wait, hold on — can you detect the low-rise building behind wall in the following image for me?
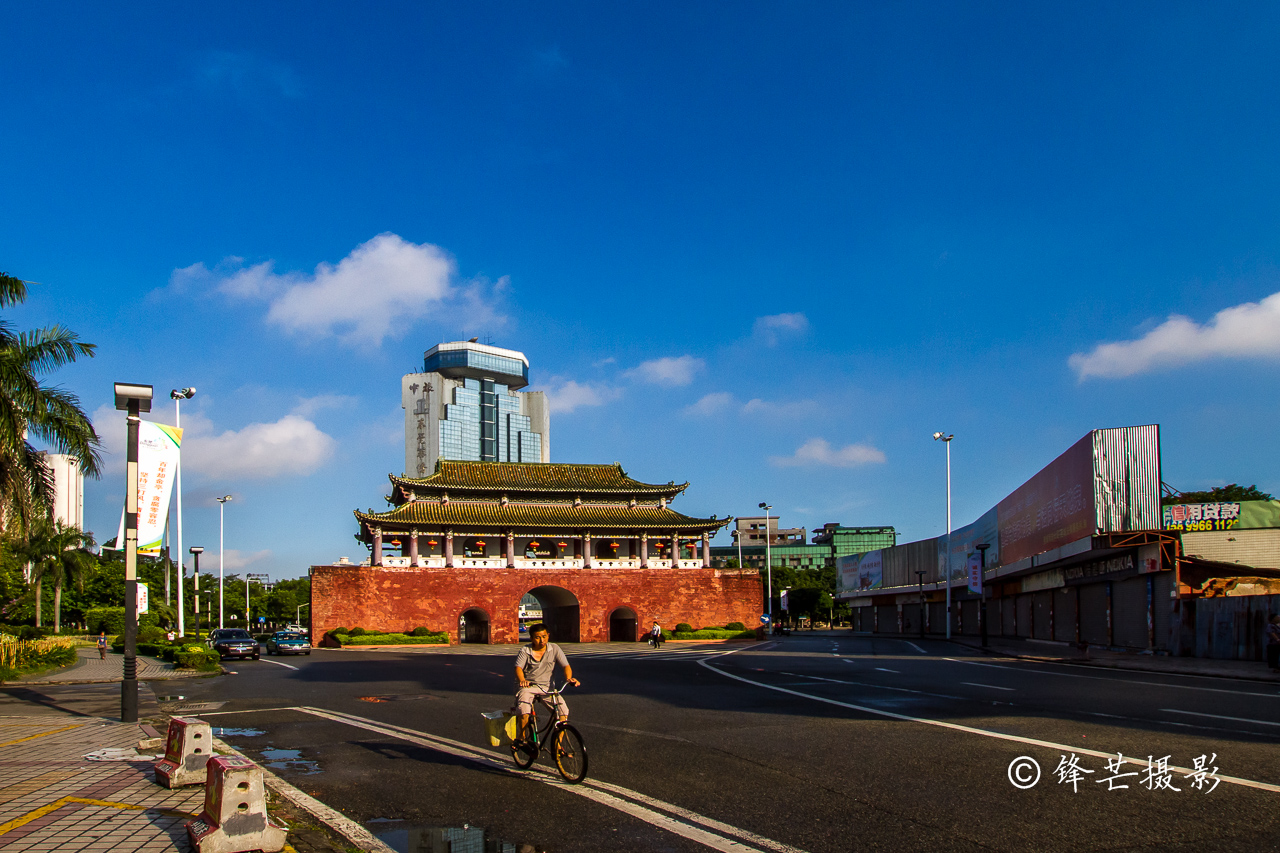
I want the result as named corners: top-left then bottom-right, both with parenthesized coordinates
top-left (712, 522), bottom-right (895, 570)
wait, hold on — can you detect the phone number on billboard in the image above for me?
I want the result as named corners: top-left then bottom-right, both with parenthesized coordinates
top-left (1164, 519), bottom-right (1239, 532)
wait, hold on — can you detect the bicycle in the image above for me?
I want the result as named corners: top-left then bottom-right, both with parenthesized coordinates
top-left (510, 682), bottom-right (588, 783)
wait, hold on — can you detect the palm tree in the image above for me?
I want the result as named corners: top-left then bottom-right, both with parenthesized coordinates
top-left (18, 520), bottom-right (96, 632)
top-left (0, 272), bottom-right (102, 538)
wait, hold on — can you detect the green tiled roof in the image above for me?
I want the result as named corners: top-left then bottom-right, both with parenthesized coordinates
top-left (390, 461), bottom-right (688, 498)
top-left (355, 500), bottom-right (726, 537)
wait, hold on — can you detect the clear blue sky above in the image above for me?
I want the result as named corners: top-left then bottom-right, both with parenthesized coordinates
top-left (5, 2), bottom-right (1279, 579)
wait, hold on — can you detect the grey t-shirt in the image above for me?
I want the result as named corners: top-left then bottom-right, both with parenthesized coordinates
top-left (515, 643), bottom-right (569, 688)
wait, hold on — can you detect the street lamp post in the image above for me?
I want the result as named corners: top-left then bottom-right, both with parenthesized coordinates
top-left (217, 495), bottom-right (232, 628)
top-left (915, 570), bottom-right (927, 638)
top-left (975, 543), bottom-right (991, 650)
top-left (734, 524), bottom-right (743, 569)
top-left (297, 602), bottom-right (309, 631)
top-left (759, 503), bottom-right (773, 629)
top-left (246, 573), bottom-right (270, 629)
top-left (933, 432), bottom-right (954, 639)
top-left (114, 382), bottom-right (153, 723)
top-left (189, 547), bottom-right (203, 639)
top-left (171, 388), bottom-right (195, 637)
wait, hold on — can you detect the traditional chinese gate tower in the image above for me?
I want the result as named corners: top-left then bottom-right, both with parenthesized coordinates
top-left (310, 461), bottom-right (760, 643)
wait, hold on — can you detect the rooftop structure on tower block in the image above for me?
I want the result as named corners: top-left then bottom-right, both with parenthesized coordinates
top-left (311, 461), bottom-right (759, 644)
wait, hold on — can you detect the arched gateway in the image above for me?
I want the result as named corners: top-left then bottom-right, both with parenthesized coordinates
top-left (310, 461), bottom-right (761, 643)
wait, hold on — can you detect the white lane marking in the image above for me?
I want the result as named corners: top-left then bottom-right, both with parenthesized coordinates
top-left (294, 706), bottom-right (806, 853)
top-left (700, 653), bottom-right (1280, 794)
top-left (1160, 709), bottom-right (1280, 728)
top-left (778, 672), bottom-right (968, 702)
top-left (961, 682), bottom-right (1015, 692)
top-left (198, 707), bottom-right (304, 716)
top-left (905, 642), bottom-right (926, 655)
top-left (255, 658), bottom-right (299, 670)
top-left (942, 657), bottom-right (1280, 698)
top-left (875, 668), bottom-right (899, 674)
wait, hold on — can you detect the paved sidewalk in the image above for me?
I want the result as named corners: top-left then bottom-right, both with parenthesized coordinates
top-left (17, 650), bottom-right (212, 686)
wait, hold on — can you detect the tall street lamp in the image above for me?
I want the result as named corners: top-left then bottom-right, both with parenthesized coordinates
top-left (189, 546), bottom-right (204, 639)
top-left (759, 502), bottom-right (773, 628)
top-left (246, 572), bottom-right (270, 628)
top-left (114, 382), bottom-right (153, 723)
top-left (217, 495), bottom-right (232, 628)
top-left (170, 387), bottom-right (195, 637)
top-left (933, 432), bottom-right (954, 640)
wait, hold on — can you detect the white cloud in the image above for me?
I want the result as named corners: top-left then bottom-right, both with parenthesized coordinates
top-left (1070, 290), bottom-right (1280, 379)
top-left (623, 355), bottom-right (704, 387)
top-left (291, 394), bottom-right (358, 418)
top-left (92, 405), bottom-right (336, 480)
top-left (741, 398), bottom-right (821, 420)
top-left (684, 392), bottom-right (735, 417)
top-left (171, 233), bottom-right (504, 347)
top-left (544, 380), bottom-right (622, 414)
top-left (770, 438), bottom-right (887, 468)
top-left (210, 548), bottom-right (274, 572)
top-left (753, 312), bottom-right (809, 346)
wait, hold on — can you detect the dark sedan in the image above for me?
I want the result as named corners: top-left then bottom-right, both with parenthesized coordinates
top-left (265, 631), bottom-right (311, 656)
top-left (208, 628), bottom-right (260, 660)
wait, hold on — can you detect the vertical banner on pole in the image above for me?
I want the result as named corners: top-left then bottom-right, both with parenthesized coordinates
top-left (114, 422), bottom-right (182, 554)
top-left (967, 551), bottom-right (983, 595)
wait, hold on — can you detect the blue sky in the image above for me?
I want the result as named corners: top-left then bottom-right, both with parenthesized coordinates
top-left (5, 3), bottom-right (1280, 579)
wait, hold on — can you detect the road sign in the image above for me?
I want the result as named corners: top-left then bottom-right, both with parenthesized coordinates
top-left (760, 614), bottom-right (770, 624)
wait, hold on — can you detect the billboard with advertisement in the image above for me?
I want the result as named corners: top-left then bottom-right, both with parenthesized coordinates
top-left (996, 432), bottom-right (1095, 566)
top-left (1162, 500), bottom-right (1280, 532)
top-left (938, 507), bottom-right (999, 582)
top-left (838, 551), bottom-right (883, 593)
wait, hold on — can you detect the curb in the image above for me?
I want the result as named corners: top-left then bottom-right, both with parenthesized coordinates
top-left (945, 638), bottom-right (1280, 684)
top-left (213, 736), bottom-right (395, 853)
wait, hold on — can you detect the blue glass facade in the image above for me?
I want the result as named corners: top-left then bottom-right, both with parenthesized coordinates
top-left (423, 348), bottom-right (529, 388)
top-left (440, 378), bottom-right (542, 463)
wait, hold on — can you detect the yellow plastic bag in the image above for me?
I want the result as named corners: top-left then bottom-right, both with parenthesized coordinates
top-left (481, 710), bottom-right (517, 747)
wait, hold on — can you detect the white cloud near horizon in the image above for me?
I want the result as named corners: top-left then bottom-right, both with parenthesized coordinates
top-left (623, 355), bottom-right (704, 386)
top-left (753, 312), bottom-right (809, 346)
top-left (770, 438), bottom-right (887, 468)
top-left (93, 405), bottom-right (337, 480)
top-left (170, 233), bottom-right (504, 347)
top-left (1070, 290), bottom-right (1280, 379)
top-left (544, 380), bottom-right (622, 414)
top-left (683, 392), bottom-right (819, 420)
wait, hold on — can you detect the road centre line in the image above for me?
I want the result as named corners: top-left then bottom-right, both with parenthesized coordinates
top-left (764, 670), bottom-right (969, 702)
top-left (875, 668), bottom-right (899, 674)
top-left (941, 657), bottom-right (1280, 698)
top-left (905, 642), bottom-right (927, 655)
top-left (1160, 709), bottom-right (1280, 727)
top-left (961, 683), bottom-right (1015, 691)
top-left (288, 706), bottom-right (808, 853)
top-left (700, 650), bottom-right (1280, 794)
top-left (255, 659), bottom-right (300, 670)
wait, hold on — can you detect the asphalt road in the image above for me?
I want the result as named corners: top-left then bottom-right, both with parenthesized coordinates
top-left (154, 635), bottom-right (1280, 853)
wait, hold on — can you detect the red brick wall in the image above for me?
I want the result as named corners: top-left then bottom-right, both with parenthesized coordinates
top-left (310, 565), bottom-right (763, 643)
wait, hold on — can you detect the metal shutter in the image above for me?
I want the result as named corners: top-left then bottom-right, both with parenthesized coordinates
top-left (1112, 576), bottom-right (1149, 650)
top-left (1016, 595), bottom-right (1034, 639)
top-left (1152, 571), bottom-right (1174, 650)
top-left (1079, 583), bottom-right (1110, 645)
top-left (1033, 591), bottom-right (1053, 640)
top-left (1001, 597), bottom-right (1016, 636)
top-left (1053, 587), bottom-right (1078, 643)
top-left (961, 600), bottom-right (979, 636)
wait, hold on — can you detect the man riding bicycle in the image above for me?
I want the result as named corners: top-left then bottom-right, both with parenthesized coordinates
top-left (514, 624), bottom-right (579, 745)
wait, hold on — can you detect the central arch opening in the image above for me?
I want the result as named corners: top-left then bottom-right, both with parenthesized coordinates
top-left (525, 585), bottom-right (580, 643)
top-left (609, 606), bottom-right (637, 642)
top-left (459, 607), bottom-right (490, 644)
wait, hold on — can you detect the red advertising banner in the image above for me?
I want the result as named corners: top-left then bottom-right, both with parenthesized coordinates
top-left (997, 432), bottom-right (1096, 565)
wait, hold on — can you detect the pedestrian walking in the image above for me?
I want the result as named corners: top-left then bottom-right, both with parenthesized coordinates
top-left (1266, 614), bottom-right (1280, 672)
top-left (97, 632), bottom-right (107, 660)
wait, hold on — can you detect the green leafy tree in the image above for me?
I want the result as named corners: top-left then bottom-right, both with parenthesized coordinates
top-left (15, 520), bottom-right (95, 631)
top-left (0, 272), bottom-right (102, 538)
top-left (1163, 483), bottom-right (1275, 506)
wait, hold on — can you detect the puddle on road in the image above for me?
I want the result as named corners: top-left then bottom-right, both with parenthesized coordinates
top-left (357, 693), bottom-right (442, 703)
top-left (256, 746), bottom-right (321, 775)
top-left (213, 727), bottom-right (265, 737)
top-left (371, 821), bottom-right (531, 853)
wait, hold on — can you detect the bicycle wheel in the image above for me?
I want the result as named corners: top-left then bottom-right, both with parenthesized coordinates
top-left (510, 715), bottom-right (539, 769)
top-left (552, 724), bottom-right (588, 783)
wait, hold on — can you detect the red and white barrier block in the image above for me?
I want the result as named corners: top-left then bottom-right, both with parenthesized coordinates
top-left (186, 755), bottom-right (287, 853)
top-left (154, 716), bottom-right (213, 788)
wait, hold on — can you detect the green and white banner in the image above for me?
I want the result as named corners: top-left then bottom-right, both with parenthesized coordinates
top-left (114, 421), bottom-right (183, 555)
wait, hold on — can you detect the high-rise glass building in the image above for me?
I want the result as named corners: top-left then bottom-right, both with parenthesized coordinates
top-left (401, 341), bottom-right (550, 476)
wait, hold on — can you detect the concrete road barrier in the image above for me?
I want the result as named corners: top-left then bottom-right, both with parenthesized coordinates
top-left (154, 716), bottom-right (214, 788)
top-left (186, 754), bottom-right (287, 853)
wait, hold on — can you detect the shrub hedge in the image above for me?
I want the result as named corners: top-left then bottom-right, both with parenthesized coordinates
top-left (671, 629), bottom-right (756, 640)
top-left (332, 631), bottom-right (447, 646)
top-left (724, 622), bottom-right (746, 631)
top-left (674, 622), bottom-right (694, 633)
